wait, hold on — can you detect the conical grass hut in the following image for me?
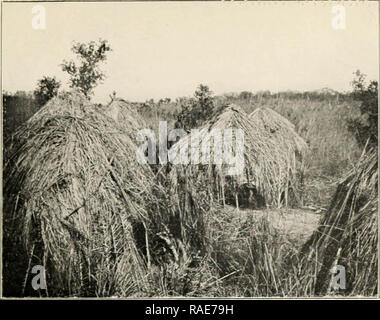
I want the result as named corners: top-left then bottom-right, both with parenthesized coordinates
top-left (168, 104), bottom-right (307, 209)
top-left (101, 98), bottom-right (146, 141)
top-left (3, 91), bottom-right (157, 297)
top-left (249, 107), bottom-right (308, 206)
top-left (3, 91), bottom-right (212, 297)
top-left (300, 147), bottom-right (378, 296)
top-left (249, 107), bottom-right (307, 156)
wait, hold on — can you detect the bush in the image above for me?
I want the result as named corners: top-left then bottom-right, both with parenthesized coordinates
top-left (34, 76), bottom-right (61, 107)
top-left (348, 70), bottom-right (378, 149)
top-left (176, 84), bottom-right (215, 130)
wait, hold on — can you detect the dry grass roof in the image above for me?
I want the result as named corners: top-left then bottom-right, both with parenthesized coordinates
top-left (4, 91), bottom-right (210, 297)
top-left (101, 98), bottom-right (146, 137)
top-left (3, 91), bottom-right (154, 296)
top-left (249, 107), bottom-right (308, 156)
top-left (168, 104), bottom-right (308, 207)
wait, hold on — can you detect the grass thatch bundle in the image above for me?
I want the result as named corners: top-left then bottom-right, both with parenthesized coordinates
top-left (168, 104), bottom-right (307, 208)
top-left (300, 147), bottom-right (378, 296)
top-left (3, 91), bottom-right (156, 296)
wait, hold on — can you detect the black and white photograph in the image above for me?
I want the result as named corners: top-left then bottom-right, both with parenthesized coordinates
top-left (1, 1), bottom-right (379, 299)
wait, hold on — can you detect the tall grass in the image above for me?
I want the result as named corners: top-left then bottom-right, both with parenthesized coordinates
top-left (3, 90), bottom-right (373, 297)
top-left (131, 92), bottom-right (362, 207)
top-left (203, 207), bottom-right (315, 297)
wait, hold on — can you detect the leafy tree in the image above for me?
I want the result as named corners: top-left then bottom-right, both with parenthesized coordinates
top-left (194, 84), bottom-right (214, 120)
top-left (61, 39), bottom-right (111, 97)
top-left (176, 84), bottom-right (215, 130)
top-left (348, 70), bottom-right (378, 149)
top-left (34, 76), bottom-right (61, 107)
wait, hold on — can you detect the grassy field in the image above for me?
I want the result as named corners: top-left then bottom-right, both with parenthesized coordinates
top-left (3, 89), bottom-right (376, 297)
top-left (118, 91), bottom-right (374, 297)
top-left (139, 92), bottom-right (362, 208)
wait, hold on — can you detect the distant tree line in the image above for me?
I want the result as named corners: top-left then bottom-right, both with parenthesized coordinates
top-left (4, 66), bottom-right (377, 153)
top-left (3, 91), bottom-right (39, 140)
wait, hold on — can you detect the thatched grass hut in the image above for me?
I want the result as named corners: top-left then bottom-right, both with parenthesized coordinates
top-left (300, 147), bottom-right (378, 296)
top-left (101, 98), bottom-right (146, 134)
top-left (3, 91), bottom-right (156, 296)
top-left (4, 91), bottom-right (212, 297)
top-left (100, 98), bottom-right (170, 170)
top-left (249, 107), bottom-right (307, 156)
top-left (168, 104), bottom-right (307, 209)
top-left (249, 107), bottom-right (308, 206)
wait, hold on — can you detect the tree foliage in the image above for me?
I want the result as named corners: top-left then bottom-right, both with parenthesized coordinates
top-left (61, 39), bottom-right (111, 97)
top-left (176, 84), bottom-right (215, 130)
top-left (348, 70), bottom-right (378, 149)
top-left (34, 76), bottom-right (61, 107)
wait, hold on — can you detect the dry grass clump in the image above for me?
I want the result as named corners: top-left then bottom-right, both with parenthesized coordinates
top-left (203, 205), bottom-right (304, 296)
top-left (3, 91), bottom-right (155, 296)
top-left (300, 147), bottom-right (378, 296)
top-left (169, 104), bottom-right (307, 208)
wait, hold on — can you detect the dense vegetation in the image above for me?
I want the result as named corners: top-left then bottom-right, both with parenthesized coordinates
top-left (3, 72), bottom-right (377, 297)
top-left (2, 83), bottom-right (372, 208)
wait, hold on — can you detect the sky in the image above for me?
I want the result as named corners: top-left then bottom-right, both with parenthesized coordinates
top-left (2, 1), bottom-right (379, 103)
